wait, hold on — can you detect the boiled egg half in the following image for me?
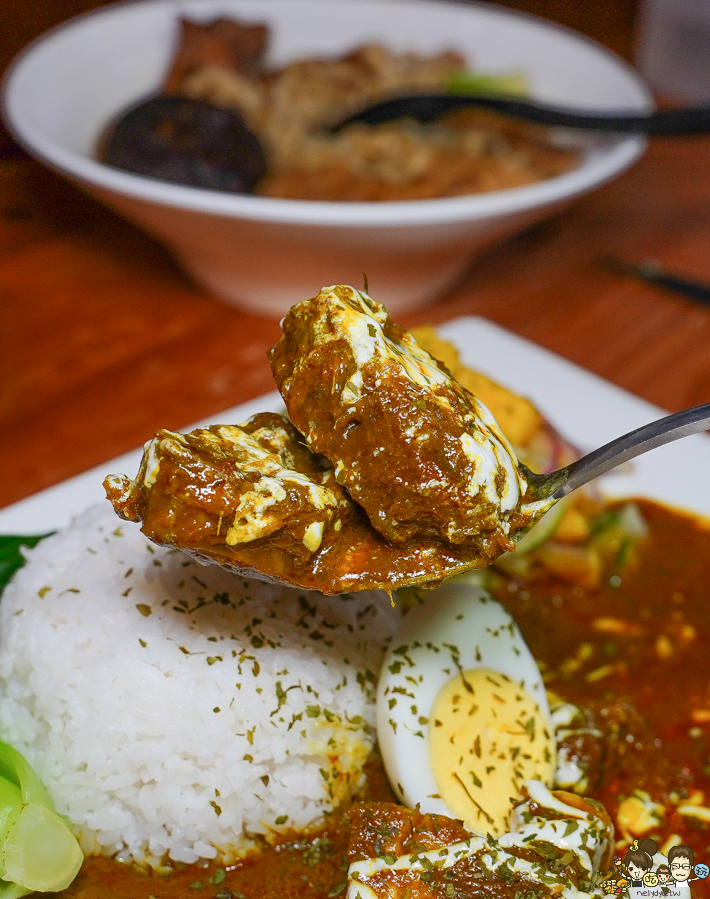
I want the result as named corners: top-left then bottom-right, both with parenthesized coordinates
top-left (377, 580), bottom-right (554, 836)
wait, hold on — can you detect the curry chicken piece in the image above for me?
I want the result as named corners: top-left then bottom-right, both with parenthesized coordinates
top-left (104, 412), bottom-right (501, 594)
top-left (105, 412), bottom-right (350, 564)
top-left (105, 288), bottom-right (558, 592)
top-left (270, 285), bottom-right (539, 557)
top-left (347, 785), bottom-right (613, 899)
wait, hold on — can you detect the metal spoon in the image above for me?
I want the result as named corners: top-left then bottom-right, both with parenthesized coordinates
top-left (332, 95), bottom-right (710, 134)
top-left (521, 400), bottom-right (710, 504)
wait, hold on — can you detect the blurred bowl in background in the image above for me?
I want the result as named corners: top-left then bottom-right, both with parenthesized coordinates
top-left (2, 0), bottom-right (651, 316)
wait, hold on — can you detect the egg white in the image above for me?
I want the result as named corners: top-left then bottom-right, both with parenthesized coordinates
top-left (376, 580), bottom-right (550, 820)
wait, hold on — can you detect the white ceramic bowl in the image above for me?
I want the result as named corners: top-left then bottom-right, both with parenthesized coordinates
top-left (2, 0), bottom-right (650, 315)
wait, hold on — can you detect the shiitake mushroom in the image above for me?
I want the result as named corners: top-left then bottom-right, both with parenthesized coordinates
top-left (102, 95), bottom-right (267, 193)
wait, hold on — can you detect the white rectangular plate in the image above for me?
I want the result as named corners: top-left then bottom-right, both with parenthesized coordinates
top-left (2, 315), bottom-right (709, 535)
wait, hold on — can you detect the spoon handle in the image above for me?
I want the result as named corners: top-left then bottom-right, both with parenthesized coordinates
top-left (524, 401), bottom-right (710, 501)
top-left (335, 95), bottom-right (710, 134)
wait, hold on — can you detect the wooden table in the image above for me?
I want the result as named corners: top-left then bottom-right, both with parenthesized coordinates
top-left (2, 1), bottom-right (710, 514)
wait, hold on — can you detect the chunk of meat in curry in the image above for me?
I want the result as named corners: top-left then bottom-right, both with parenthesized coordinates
top-left (104, 412), bottom-right (506, 593)
top-left (269, 285), bottom-right (540, 555)
top-left (346, 784), bottom-right (613, 899)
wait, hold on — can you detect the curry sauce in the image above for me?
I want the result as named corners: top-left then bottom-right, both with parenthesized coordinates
top-left (61, 498), bottom-right (710, 899)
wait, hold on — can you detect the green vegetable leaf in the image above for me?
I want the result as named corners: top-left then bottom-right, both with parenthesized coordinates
top-left (3, 802), bottom-right (82, 892)
top-left (446, 70), bottom-right (528, 98)
top-left (0, 741), bottom-right (83, 894)
top-left (0, 535), bottom-right (53, 597)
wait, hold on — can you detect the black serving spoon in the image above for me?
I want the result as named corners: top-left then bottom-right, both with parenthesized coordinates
top-left (332, 94), bottom-right (710, 135)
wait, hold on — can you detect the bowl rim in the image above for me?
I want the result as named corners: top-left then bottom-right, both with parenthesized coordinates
top-left (1, 0), bottom-right (652, 229)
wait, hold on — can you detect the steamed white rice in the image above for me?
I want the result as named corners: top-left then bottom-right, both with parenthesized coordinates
top-left (0, 504), bottom-right (402, 869)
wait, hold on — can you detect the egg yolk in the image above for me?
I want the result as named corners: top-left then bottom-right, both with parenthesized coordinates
top-left (428, 667), bottom-right (555, 835)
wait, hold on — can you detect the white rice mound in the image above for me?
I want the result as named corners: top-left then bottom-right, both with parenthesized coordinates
top-left (0, 504), bottom-right (402, 869)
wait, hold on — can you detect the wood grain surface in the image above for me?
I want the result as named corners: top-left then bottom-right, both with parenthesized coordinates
top-left (2, 0), bottom-right (710, 513)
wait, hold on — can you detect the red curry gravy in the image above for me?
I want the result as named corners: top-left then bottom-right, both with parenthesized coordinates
top-left (61, 499), bottom-right (710, 899)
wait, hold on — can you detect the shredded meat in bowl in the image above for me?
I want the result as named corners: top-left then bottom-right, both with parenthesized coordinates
top-left (146, 18), bottom-right (580, 201)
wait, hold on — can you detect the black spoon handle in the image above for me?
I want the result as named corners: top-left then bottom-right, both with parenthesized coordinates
top-left (333, 94), bottom-right (710, 134)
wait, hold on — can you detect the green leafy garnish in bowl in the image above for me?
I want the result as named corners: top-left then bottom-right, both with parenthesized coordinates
top-left (446, 70), bottom-right (528, 98)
